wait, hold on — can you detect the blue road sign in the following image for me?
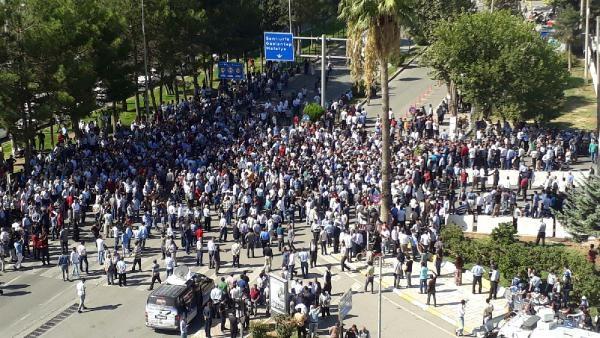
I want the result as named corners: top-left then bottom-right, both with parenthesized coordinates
top-left (264, 32), bottom-right (295, 62)
top-left (218, 62), bottom-right (244, 80)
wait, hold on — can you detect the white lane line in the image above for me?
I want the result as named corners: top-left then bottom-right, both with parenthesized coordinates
top-left (383, 296), bottom-right (456, 337)
top-left (4, 275), bottom-right (22, 286)
top-left (40, 285), bottom-right (73, 306)
top-left (18, 313), bottom-right (31, 321)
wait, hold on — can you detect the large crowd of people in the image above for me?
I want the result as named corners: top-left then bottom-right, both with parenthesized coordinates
top-left (0, 59), bottom-right (598, 337)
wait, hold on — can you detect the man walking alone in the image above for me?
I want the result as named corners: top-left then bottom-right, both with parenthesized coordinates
top-left (148, 259), bottom-right (162, 290)
top-left (77, 278), bottom-right (87, 313)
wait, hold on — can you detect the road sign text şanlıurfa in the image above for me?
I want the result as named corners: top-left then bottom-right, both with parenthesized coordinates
top-left (264, 32), bottom-right (295, 62)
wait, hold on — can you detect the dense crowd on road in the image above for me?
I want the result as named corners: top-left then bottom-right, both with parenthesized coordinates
top-left (0, 59), bottom-right (598, 336)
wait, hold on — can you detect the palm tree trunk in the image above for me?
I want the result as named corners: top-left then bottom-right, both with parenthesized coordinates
top-left (379, 59), bottom-right (392, 225)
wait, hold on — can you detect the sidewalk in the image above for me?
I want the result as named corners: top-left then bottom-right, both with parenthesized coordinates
top-left (321, 251), bottom-right (507, 335)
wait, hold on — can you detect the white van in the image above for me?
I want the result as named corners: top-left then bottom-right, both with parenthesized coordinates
top-left (145, 268), bottom-right (213, 332)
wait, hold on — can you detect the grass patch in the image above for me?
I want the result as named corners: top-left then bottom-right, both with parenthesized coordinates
top-left (549, 64), bottom-right (597, 130)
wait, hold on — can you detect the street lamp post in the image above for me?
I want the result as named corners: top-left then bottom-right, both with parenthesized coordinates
top-left (141, 0), bottom-right (151, 117)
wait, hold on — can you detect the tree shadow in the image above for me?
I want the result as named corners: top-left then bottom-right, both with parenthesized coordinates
top-left (562, 94), bottom-right (594, 112)
top-left (565, 75), bottom-right (585, 89)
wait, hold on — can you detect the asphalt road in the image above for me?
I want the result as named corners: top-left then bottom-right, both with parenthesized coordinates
top-left (363, 60), bottom-right (448, 123)
top-left (0, 61), bottom-right (457, 338)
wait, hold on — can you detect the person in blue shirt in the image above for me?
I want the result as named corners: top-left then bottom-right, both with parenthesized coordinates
top-left (419, 261), bottom-right (428, 294)
top-left (259, 230), bottom-right (270, 249)
top-left (138, 224), bottom-right (148, 249)
top-left (122, 228), bottom-right (131, 256)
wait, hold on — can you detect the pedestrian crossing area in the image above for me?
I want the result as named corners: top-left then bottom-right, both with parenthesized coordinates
top-left (19, 250), bottom-right (270, 294)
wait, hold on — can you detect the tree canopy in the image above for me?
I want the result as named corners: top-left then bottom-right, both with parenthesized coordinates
top-left (408, 0), bottom-right (474, 45)
top-left (0, 0), bottom-right (341, 162)
top-left (557, 175), bottom-right (600, 242)
top-left (424, 11), bottom-right (568, 122)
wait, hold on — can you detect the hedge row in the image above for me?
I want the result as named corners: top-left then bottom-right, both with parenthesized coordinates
top-left (441, 223), bottom-right (600, 306)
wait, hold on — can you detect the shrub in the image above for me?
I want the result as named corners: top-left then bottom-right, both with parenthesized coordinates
top-left (249, 320), bottom-right (271, 338)
top-left (303, 103), bottom-right (325, 122)
top-left (491, 222), bottom-right (518, 245)
top-left (441, 224), bottom-right (600, 306)
top-left (274, 314), bottom-right (296, 338)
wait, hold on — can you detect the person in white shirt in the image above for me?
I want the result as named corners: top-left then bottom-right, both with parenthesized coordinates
top-left (165, 255), bottom-right (175, 277)
top-left (96, 236), bottom-right (105, 265)
top-left (231, 241), bottom-right (241, 268)
top-left (288, 250), bottom-right (297, 278)
top-left (489, 266), bottom-right (500, 300)
top-left (77, 241), bottom-right (89, 274)
top-left (456, 299), bottom-right (466, 336)
top-left (76, 278), bottom-right (87, 313)
top-left (116, 258), bottom-right (127, 287)
top-left (207, 239), bottom-right (216, 269)
top-left (70, 247), bottom-right (80, 279)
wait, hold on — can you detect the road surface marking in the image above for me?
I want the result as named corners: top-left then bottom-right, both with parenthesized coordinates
top-left (4, 275), bottom-right (22, 285)
top-left (383, 296), bottom-right (456, 337)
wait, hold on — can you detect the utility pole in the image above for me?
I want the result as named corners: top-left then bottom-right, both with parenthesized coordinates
top-left (141, 0), bottom-right (151, 116)
top-left (378, 256), bottom-right (382, 338)
top-left (288, 0), bottom-right (292, 33)
top-left (584, 0), bottom-right (590, 81)
top-left (321, 34), bottom-right (326, 108)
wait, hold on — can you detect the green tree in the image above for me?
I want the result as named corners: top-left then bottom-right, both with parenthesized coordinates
top-left (424, 11), bottom-right (568, 122)
top-left (44, 0), bottom-right (106, 135)
top-left (553, 7), bottom-right (580, 71)
top-left (408, 0), bottom-right (474, 45)
top-left (0, 0), bottom-right (63, 166)
top-left (95, 0), bottom-right (137, 129)
top-left (483, 0), bottom-right (520, 13)
top-left (557, 175), bottom-right (600, 242)
top-left (339, 0), bottom-right (413, 224)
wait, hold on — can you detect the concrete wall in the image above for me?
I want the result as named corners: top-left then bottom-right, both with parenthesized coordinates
top-left (447, 215), bottom-right (572, 239)
top-left (464, 169), bottom-right (589, 188)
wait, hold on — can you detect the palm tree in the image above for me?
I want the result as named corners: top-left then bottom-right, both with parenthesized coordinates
top-left (553, 7), bottom-right (580, 72)
top-left (339, 0), bottom-right (413, 224)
